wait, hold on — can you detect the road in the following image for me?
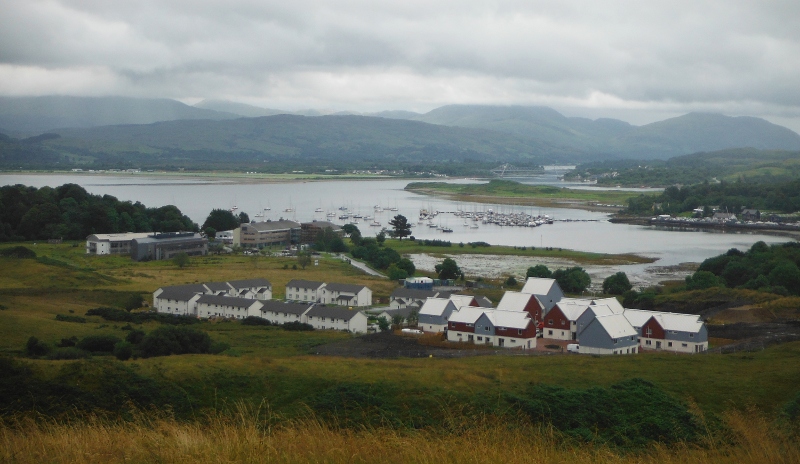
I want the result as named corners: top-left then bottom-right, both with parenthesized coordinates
top-left (338, 254), bottom-right (386, 277)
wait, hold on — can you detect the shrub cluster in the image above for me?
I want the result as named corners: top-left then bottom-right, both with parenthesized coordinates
top-left (241, 316), bottom-right (272, 326)
top-left (137, 326), bottom-right (213, 358)
top-left (0, 246), bottom-right (36, 258)
top-left (508, 378), bottom-right (698, 447)
top-left (86, 307), bottom-right (200, 325)
top-left (282, 321), bottom-right (314, 331)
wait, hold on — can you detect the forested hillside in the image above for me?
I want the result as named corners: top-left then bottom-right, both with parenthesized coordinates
top-left (568, 148), bottom-right (800, 187)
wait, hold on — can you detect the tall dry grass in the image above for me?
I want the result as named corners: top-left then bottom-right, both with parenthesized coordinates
top-left (1, 406), bottom-right (797, 464)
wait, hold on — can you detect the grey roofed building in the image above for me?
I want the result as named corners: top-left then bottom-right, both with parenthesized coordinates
top-left (235, 220), bottom-right (301, 247)
top-left (204, 282), bottom-right (231, 293)
top-left (130, 232), bottom-right (208, 261)
top-left (228, 278), bottom-right (272, 289)
top-left (305, 305), bottom-right (363, 321)
top-left (196, 294), bottom-right (259, 308)
top-left (286, 279), bottom-right (326, 290)
top-left (323, 283), bottom-right (368, 293)
top-left (475, 296), bottom-right (493, 308)
top-left (258, 300), bottom-right (314, 316)
top-left (390, 288), bottom-right (443, 300)
top-left (376, 306), bottom-right (417, 320)
top-left (156, 286), bottom-right (205, 302)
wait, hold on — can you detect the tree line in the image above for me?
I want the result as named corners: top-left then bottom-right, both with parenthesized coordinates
top-left (626, 179), bottom-right (800, 215)
top-left (0, 183), bottom-right (198, 242)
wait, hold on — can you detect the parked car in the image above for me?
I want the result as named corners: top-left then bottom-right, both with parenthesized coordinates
top-left (567, 343), bottom-right (580, 353)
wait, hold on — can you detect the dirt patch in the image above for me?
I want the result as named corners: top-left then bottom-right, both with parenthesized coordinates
top-left (706, 321), bottom-right (800, 353)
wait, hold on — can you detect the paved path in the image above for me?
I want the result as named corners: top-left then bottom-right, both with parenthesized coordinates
top-left (338, 254), bottom-right (386, 277)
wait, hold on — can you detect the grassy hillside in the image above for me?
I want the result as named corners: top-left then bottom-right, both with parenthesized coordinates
top-left (568, 147), bottom-right (800, 187)
top-left (2, 241), bottom-right (800, 460)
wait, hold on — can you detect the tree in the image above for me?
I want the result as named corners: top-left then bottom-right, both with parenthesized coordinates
top-left (387, 264), bottom-right (408, 280)
top-left (137, 326), bottom-right (212, 358)
top-left (377, 316), bottom-right (391, 332)
top-left (407, 310), bottom-right (419, 326)
top-left (376, 230), bottom-right (386, 245)
top-left (768, 261), bottom-right (800, 295)
top-left (526, 265), bottom-right (552, 279)
top-left (391, 314), bottom-right (405, 327)
top-left (124, 293), bottom-right (145, 311)
top-left (603, 272), bottom-right (632, 295)
top-left (113, 341), bottom-right (133, 361)
top-left (204, 226), bottom-right (217, 240)
top-left (397, 258), bottom-right (415, 276)
top-left (553, 267), bottom-right (591, 293)
top-left (685, 271), bottom-right (724, 290)
top-left (237, 211), bottom-right (250, 224)
top-left (202, 209), bottom-right (240, 232)
top-left (388, 214), bottom-right (412, 240)
top-left (505, 276), bottom-right (518, 286)
top-left (435, 257), bottom-right (462, 280)
top-left (173, 252), bottom-right (190, 268)
top-left (297, 252), bottom-right (312, 270)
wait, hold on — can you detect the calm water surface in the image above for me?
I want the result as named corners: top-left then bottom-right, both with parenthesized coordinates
top-left (1, 173), bottom-right (790, 270)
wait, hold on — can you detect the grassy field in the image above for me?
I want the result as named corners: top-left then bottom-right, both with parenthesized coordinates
top-left (387, 239), bottom-right (655, 265)
top-left (2, 241), bottom-right (800, 460)
top-left (405, 179), bottom-right (654, 209)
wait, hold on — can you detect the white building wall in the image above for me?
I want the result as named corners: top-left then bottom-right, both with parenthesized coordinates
top-left (580, 346), bottom-right (638, 355)
top-left (542, 327), bottom-right (572, 341)
top-left (421, 322), bottom-right (447, 333)
top-left (640, 338), bottom-right (708, 353)
top-left (286, 286), bottom-right (321, 303)
top-left (154, 297), bottom-right (199, 316)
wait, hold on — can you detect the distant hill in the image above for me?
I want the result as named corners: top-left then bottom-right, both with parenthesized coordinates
top-left (37, 114), bottom-right (574, 168)
top-left (0, 96), bottom-right (238, 133)
top-left (606, 113), bottom-right (800, 158)
top-left (193, 99), bottom-right (289, 118)
top-left (412, 105), bottom-right (800, 159)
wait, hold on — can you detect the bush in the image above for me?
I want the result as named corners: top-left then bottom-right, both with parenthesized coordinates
top-left (603, 272), bottom-right (632, 295)
top-left (57, 336), bottom-right (78, 348)
top-left (76, 335), bottom-right (122, 353)
top-left (25, 336), bottom-right (50, 357)
top-left (137, 326), bottom-right (212, 358)
top-left (468, 241), bottom-right (491, 248)
top-left (46, 347), bottom-right (91, 360)
top-left (282, 321), bottom-right (314, 331)
top-left (0, 246), bottom-right (36, 259)
top-left (55, 314), bottom-right (87, 323)
top-left (113, 341), bottom-right (133, 361)
top-left (553, 267), bottom-right (591, 293)
top-left (526, 265), bottom-right (552, 279)
top-left (508, 378), bottom-right (697, 447)
top-left (210, 341), bottom-right (231, 354)
top-left (505, 276), bottom-right (518, 286)
top-left (241, 316), bottom-right (272, 326)
top-left (125, 329), bottom-right (146, 344)
top-left (86, 307), bottom-right (200, 325)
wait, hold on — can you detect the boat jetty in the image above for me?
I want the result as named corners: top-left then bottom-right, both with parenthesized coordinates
top-left (419, 208), bottom-right (556, 228)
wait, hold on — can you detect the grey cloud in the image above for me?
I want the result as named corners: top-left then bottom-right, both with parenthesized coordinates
top-left (1, 0), bottom-right (799, 130)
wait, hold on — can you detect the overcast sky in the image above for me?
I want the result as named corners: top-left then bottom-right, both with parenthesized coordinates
top-left (1, 0), bottom-right (799, 130)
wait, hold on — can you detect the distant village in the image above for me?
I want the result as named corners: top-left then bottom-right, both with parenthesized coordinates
top-left (151, 275), bottom-right (707, 356)
top-left (86, 222), bottom-right (707, 355)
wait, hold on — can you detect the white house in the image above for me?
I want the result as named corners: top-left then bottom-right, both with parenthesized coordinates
top-left (256, 301), bottom-right (314, 325)
top-left (542, 299), bottom-right (593, 341)
top-left (285, 279), bottom-right (326, 303)
top-left (496, 291), bottom-right (545, 326)
top-left (196, 294), bottom-right (264, 319)
top-left (417, 298), bottom-right (458, 333)
top-left (304, 306), bottom-right (368, 333)
top-left (486, 310), bottom-right (537, 349)
top-left (320, 283), bottom-right (372, 307)
top-left (629, 310), bottom-right (708, 353)
top-left (389, 288), bottom-right (450, 309)
top-left (153, 284), bottom-right (207, 316)
top-left (228, 278), bottom-right (272, 300)
top-left (520, 277), bottom-right (565, 314)
top-left (446, 306), bottom-right (487, 343)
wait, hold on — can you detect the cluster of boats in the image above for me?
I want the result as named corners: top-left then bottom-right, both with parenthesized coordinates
top-left (418, 208), bottom-right (554, 231)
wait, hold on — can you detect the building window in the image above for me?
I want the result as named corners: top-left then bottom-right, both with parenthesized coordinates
top-left (646, 327), bottom-right (652, 336)
top-left (646, 340), bottom-right (651, 345)
top-left (668, 342), bottom-right (673, 347)
top-left (518, 329), bottom-right (523, 335)
top-left (548, 330), bottom-right (553, 335)
top-left (690, 333), bottom-right (694, 338)
top-left (682, 343), bottom-right (688, 347)
top-left (548, 319), bottom-right (553, 325)
top-left (477, 336), bottom-right (483, 341)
